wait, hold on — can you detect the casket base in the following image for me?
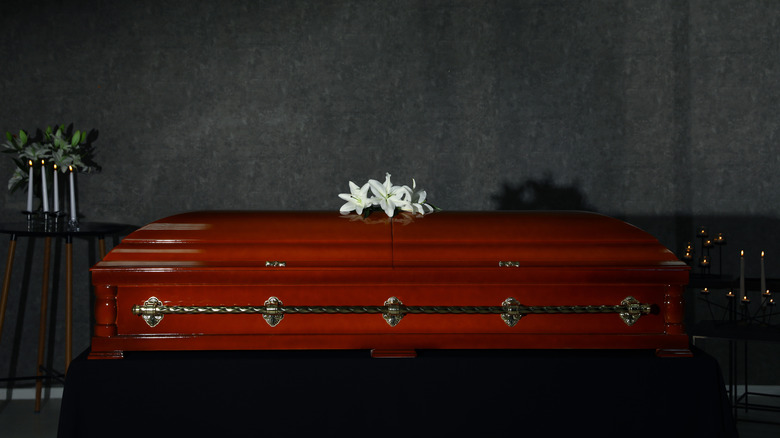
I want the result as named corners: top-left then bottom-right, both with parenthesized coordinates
top-left (88, 332), bottom-right (691, 359)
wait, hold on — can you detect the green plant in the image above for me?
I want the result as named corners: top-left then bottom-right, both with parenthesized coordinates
top-left (3, 124), bottom-right (99, 193)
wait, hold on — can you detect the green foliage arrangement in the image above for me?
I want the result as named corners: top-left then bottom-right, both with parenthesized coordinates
top-left (2, 124), bottom-right (99, 193)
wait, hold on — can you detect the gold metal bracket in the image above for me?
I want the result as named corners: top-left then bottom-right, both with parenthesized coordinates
top-left (265, 261), bottom-right (286, 267)
top-left (382, 296), bottom-right (405, 327)
top-left (498, 261), bottom-right (520, 267)
top-left (500, 297), bottom-right (523, 327)
top-left (263, 296), bottom-right (284, 327)
top-left (618, 296), bottom-right (650, 326)
top-left (133, 296), bottom-right (165, 328)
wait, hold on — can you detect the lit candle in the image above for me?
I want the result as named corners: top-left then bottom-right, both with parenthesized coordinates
top-left (52, 164), bottom-right (59, 212)
top-left (701, 287), bottom-right (710, 295)
top-left (40, 160), bottom-right (49, 213)
top-left (68, 165), bottom-right (77, 223)
top-left (26, 160), bottom-right (33, 212)
top-left (697, 226), bottom-right (708, 238)
top-left (742, 295), bottom-right (750, 304)
top-left (739, 250), bottom-right (745, 298)
top-left (726, 290), bottom-right (735, 298)
top-left (699, 255), bottom-right (710, 268)
top-left (760, 251), bottom-right (766, 298)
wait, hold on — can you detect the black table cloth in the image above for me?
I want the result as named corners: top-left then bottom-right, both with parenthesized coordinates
top-left (58, 346), bottom-right (736, 437)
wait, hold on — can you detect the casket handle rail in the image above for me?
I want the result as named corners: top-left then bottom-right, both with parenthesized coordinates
top-left (131, 296), bottom-right (652, 328)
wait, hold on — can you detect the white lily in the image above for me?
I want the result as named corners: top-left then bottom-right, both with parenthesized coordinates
top-left (338, 181), bottom-right (372, 215)
top-left (400, 178), bottom-right (434, 215)
top-left (368, 173), bottom-right (409, 217)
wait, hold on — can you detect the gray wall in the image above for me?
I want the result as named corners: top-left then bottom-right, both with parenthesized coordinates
top-left (1, 1), bottom-right (779, 386)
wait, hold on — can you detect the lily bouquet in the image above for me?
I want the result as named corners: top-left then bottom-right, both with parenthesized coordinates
top-left (339, 173), bottom-right (437, 218)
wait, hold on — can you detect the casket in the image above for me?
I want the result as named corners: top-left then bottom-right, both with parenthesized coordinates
top-left (89, 211), bottom-right (691, 359)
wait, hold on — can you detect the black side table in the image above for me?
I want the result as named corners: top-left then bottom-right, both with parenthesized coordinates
top-left (0, 219), bottom-right (135, 411)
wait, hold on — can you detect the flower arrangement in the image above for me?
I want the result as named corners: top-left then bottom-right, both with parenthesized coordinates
top-left (3, 124), bottom-right (98, 193)
top-left (339, 173), bottom-right (437, 218)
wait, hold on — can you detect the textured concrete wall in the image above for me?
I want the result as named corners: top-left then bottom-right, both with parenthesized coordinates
top-left (1, 1), bottom-right (779, 386)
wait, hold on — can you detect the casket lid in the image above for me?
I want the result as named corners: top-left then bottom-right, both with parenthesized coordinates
top-left (392, 211), bottom-right (684, 268)
top-left (95, 210), bottom-right (685, 271)
top-left (98, 211), bottom-right (392, 268)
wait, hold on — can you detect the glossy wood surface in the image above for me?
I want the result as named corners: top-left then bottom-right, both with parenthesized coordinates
top-left (89, 211), bottom-right (691, 358)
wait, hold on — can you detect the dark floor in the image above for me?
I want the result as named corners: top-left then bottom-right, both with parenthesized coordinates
top-left (1, 386), bottom-right (779, 438)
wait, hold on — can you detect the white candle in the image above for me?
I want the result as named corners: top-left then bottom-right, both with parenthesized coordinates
top-left (739, 250), bottom-right (745, 298)
top-left (68, 165), bottom-right (77, 222)
top-left (40, 160), bottom-right (49, 213)
top-left (760, 251), bottom-right (766, 298)
top-left (53, 164), bottom-right (59, 212)
top-left (26, 160), bottom-right (33, 212)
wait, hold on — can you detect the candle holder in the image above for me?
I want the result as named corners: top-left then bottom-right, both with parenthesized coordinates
top-left (699, 255), bottom-right (711, 274)
top-left (700, 285), bottom-right (778, 329)
top-left (68, 218), bottom-right (80, 231)
top-left (683, 227), bottom-right (726, 277)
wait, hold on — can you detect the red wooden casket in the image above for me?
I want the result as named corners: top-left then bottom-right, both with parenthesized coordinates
top-left (89, 211), bottom-right (691, 359)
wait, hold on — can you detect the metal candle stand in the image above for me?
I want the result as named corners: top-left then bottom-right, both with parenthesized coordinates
top-left (688, 231), bottom-right (780, 424)
top-left (699, 287), bottom-right (777, 328)
top-left (21, 210), bottom-right (78, 232)
top-left (681, 226), bottom-right (727, 277)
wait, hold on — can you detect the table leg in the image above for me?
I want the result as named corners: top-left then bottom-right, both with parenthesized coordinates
top-left (34, 236), bottom-right (52, 412)
top-left (66, 235), bottom-right (73, 372)
top-left (98, 235), bottom-right (106, 259)
top-left (0, 235), bottom-right (17, 344)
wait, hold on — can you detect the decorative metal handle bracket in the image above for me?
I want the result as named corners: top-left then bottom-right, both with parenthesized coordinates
top-left (135, 296), bottom-right (165, 327)
top-left (498, 261), bottom-right (520, 267)
top-left (132, 295), bottom-right (651, 329)
top-left (265, 261), bottom-right (286, 267)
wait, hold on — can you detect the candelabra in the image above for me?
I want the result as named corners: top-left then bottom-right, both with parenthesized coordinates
top-left (698, 288), bottom-right (776, 329)
top-left (682, 226), bottom-right (727, 277)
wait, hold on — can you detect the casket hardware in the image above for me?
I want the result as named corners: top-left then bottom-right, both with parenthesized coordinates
top-left (133, 296), bottom-right (165, 328)
top-left (500, 297), bottom-right (522, 327)
top-left (131, 296), bottom-right (652, 328)
top-left (382, 296), bottom-right (405, 327)
top-left (498, 261), bottom-right (520, 267)
top-left (618, 296), bottom-right (649, 326)
top-left (265, 261), bottom-right (286, 267)
top-left (263, 296), bottom-right (284, 327)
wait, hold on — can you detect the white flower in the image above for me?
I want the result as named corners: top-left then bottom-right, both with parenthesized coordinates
top-left (338, 181), bottom-right (372, 215)
top-left (400, 178), bottom-right (434, 215)
top-left (368, 173), bottom-right (409, 217)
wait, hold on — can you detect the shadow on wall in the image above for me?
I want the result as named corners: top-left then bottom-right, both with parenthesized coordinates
top-left (492, 175), bottom-right (594, 211)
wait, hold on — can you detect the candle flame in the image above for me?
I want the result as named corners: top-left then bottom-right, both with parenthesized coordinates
top-left (68, 165), bottom-right (74, 172)
top-left (741, 250), bottom-right (744, 257)
top-left (28, 160), bottom-right (33, 166)
top-left (41, 159), bottom-right (45, 165)
top-left (53, 164), bottom-right (57, 170)
top-left (762, 251), bottom-right (765, 257)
